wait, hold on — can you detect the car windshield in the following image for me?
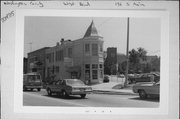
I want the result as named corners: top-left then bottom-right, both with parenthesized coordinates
top-left (28, 75), bottom-right (41, 82)
top-left (66, 79), bottom-right (85, 86)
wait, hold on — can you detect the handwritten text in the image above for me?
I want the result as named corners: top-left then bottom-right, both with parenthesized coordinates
top-left (1, 11), bottom-right (15, 23)
top-left (3, 1), bottom-right (44, 8)
top-left (115, 2), bottom-right (145, 7)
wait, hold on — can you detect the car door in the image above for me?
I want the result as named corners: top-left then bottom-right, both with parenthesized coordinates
top-left (50, 81), bottom-right (57, 92)
top-left (61, 80), bottom-right (66, 91)
top-left (147, 83), bottom-right (160, 95)
top-left (55, 80), bottom-right (63, 92)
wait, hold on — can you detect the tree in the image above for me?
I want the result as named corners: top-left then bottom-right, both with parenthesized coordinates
top-left (128, 47), bottom-right (147, 73)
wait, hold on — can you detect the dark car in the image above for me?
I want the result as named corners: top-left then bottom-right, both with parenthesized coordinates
top-left (103, 75), bottom-right (110, 83)
top-left (46, 79), bottom-right (92, 98)
top-left (129, 73), bottom-right (160, 84)
top-left (23, 72), bottom-right (43, 91)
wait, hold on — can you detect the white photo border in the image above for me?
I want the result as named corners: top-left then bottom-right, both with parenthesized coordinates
top-left (14, 9), bottom-right (169, 115)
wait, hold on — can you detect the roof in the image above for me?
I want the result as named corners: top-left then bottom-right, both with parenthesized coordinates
top-left (83, 20), bottom-right (99, 38)
top-left (28, 47), bottom-right (50, 55)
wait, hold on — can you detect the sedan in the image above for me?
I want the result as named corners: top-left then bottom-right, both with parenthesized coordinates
top-left (46, 79), bottom-right (92, 98)
top-left (132, 81), bottom-right (160, 99)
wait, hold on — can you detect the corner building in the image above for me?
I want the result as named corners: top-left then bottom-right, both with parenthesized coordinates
top-left (45, 21), bottom-right (104, 84)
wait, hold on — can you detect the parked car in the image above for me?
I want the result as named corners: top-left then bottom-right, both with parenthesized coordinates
top-left (23, 72), bottom-right (43, 91)
top-left (129, 73), bottom-right (160, 84)
top-left (132, 81), bottom-right (160, 99)
top-left (46, 79), bottom-right (92, 98)
top-left (103, 75), bottom-right (110, 83)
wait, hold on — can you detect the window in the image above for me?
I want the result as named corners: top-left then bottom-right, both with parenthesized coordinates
top-left (56, 50), bottom-right (64, 61)
top-left (92, 64), bottom-right (98, 69)
top-left (85, 64), bottom-right (90, 69)
top-left (52, 53), bottom-right (54, 62)
top-left (68, 48), bottom-right (72, 58)
top-left (100, 70), bottom-right (103, 78)
top-left (85, 44), bottom-right (90, 54)
top-left (99, 64), bottom-right (103, 68)
top-left (60, 50), bottom-right (64, 61)
top-left (47, 53), bottom-right (51, 63)
top-left (85, 70), bottom-right (90, 79)
top-left (55, 51), bottom-right (58, 61)
top-left (100, 44), bottom-right (103, 52)
top-left (92, 44), bottom-right (98, 56)
top-left (56, 66), bottom-right (59, 73)
top-left (92, 70), bottom-right (98, 79)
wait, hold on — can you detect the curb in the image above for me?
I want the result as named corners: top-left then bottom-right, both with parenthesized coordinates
top-left (92, 90), bottom-right (137, 95)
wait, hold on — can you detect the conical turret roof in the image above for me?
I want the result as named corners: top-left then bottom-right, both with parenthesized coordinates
top-left (84, 20), bottom-right (99, 38)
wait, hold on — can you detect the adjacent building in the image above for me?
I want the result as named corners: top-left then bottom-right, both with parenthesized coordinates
top-left (27, 47), bottom-right (50, 81)
top-left (104, 47), bottom-right (118, 75)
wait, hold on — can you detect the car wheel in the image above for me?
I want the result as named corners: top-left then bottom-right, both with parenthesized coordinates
top-left (37, 88), bottom-right (41, 91)
top-left (80, 94), bottom-right (86, 98)
top-left (138, 90), bottom-right (147, 99)
top-left (62, 90), bottom-right (69, 98)
top-left (47, 88), bottom-right (52, 96)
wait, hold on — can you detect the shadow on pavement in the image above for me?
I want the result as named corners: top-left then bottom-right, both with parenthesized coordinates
top-left (129, 97), bottom-right (159, 102)
top-left (43, 94), bottom-right (88, 100)
top-left (23, 90), bottom-right (40, 92)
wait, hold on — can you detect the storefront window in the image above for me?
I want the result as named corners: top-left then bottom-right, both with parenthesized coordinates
top-left (92, 70), bottom-right (98, 79)
top-left (56, 66), bottom-right (59, 73)
top-left (99, 64), bottom-right (103, 68)
top-left (92, 64), bottom-right (98, 69)
top-left (100, 70), bottom-right (103, 78)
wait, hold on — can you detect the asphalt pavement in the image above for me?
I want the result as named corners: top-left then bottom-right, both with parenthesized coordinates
top-left (23, 89), bottom-right (159, 107)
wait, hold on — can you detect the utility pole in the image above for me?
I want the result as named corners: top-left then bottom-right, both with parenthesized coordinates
top-left (125, 17), bottom-right (130, 87)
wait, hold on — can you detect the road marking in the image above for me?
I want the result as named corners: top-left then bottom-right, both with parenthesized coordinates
top-left (23, 92), bottom-right (89, 107)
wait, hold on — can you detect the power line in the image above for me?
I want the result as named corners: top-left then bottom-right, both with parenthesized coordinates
top-left (98, 17), bottom-right (112, 28)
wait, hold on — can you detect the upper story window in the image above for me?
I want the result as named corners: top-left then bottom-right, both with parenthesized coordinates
top-left (59, 50), bottom-right (64, 61)
top-left (52, 53), bottom-right (54, 62)
top-left (46, 53), bottom-right (51, 63)
top-left (92, 44), bottom-right (98, 56)
top-left (100, 44), bottom-right (103, 52)
top-left (55, 50), bottom-right (64, 61)
top-left (68, 48), bottom-right (72, 58)
top-left (85, 44), bottom-right (90, 54)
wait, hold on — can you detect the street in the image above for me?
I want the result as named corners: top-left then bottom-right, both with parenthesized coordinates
top-left (23, 89), bottom-right (159, 107)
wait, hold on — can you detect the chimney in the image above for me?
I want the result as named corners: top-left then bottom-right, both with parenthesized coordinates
top-left (61, 38), bottom-right (64, 45)
top-left (56, 42), bottom-right (60, 46)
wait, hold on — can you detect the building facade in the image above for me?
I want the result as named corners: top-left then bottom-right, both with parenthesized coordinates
top-left (104, 47), bottom-right (118, 75)
top-left (27, 47), bottom-right (50, 81)
top-left (45, 21), bottom-right (104, 84)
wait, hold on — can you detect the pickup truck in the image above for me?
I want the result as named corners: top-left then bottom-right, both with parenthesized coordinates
top-left (46, 79), bottom-right (92, 98)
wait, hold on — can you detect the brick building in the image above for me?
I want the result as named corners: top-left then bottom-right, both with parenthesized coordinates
top-left (27, 47), bottom-right (50, 81)
top-left (45, 21), bottom-right (104, 84)
top-left (27, 21), bottom-right (104, 84)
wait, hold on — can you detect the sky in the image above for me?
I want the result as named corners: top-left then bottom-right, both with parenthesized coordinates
top-left (24, 17), bottom-right (160, 58)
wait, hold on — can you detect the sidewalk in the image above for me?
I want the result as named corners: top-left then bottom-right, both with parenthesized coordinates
top-left (91, 82), bottom-right (137, 95)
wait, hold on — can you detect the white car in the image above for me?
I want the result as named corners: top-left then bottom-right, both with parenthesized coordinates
top-left (132, 82), bottom-right (160, 99)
